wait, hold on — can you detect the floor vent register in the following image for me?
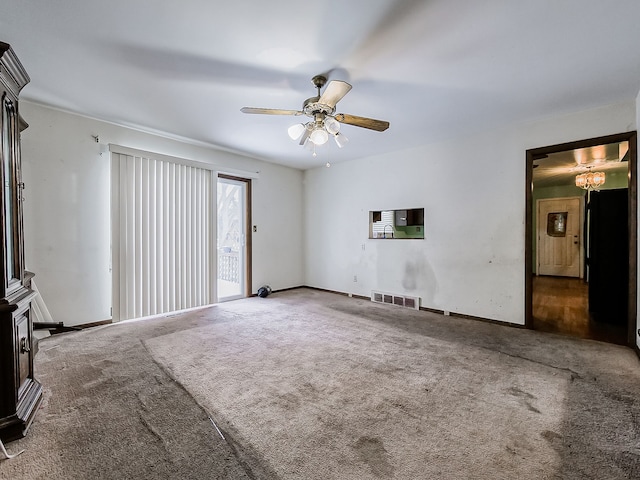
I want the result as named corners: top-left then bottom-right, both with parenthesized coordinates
top-left (371, 291), bottom-right (420, 310)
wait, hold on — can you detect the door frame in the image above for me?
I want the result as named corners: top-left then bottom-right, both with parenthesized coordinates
top-left (217, 174), bottom-right (252, 300)
top-left (525, 131), bottom-right (638, 346)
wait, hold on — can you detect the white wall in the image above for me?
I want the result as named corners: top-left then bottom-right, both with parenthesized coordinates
top-left (20, 102), bottom-right (304, 326)
top-left (304, 101), bottom-right (637, 325)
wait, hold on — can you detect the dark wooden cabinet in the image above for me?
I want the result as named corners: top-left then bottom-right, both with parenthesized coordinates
top-left (0, 42), bottom-right (41, 442)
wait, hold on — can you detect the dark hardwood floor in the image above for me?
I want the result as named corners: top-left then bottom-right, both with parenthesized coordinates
top-left (532, 275), bottom-right (627, 345)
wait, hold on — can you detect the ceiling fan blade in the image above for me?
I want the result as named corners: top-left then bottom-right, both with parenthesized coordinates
top-left (240, 107), bottom-right (302, 115)
top-left (318, 80), bottom-right (352, 108)
top-left (335, 113), bottom-right (389, 132)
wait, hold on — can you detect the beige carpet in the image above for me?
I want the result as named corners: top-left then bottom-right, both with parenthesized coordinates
top-left (1, 288), bottom-right (639, 479)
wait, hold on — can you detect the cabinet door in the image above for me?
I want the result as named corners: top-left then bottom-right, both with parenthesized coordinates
top-left (15, 312), bottom-right (31, 397)
top-left (1, 97), bottom-right (21, 295)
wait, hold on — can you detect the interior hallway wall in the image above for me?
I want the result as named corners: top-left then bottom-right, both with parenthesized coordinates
top-left (20, 102), bottom-right (304, 326)
top-left (304, 101), bottom-right (637, 325)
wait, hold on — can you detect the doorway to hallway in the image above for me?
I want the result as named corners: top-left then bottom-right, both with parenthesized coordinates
top-left (525, 131), bottom-right (637, 346)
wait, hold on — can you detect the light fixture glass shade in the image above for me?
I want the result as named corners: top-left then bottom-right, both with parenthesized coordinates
top-left (324, 116), bottom-right (340, 135)
top-left (288, 123), bottom-right (306, 140)
top-left (303, 137), bottom-right (314, 151)
top-left (334, 132), bottom-right (349, 148)
top-left (575, 171), bottom-right (605, 190)
top-left (591, 171), bottom-right (605, 187)
top-left (310, 127), bottom-right (329, 145)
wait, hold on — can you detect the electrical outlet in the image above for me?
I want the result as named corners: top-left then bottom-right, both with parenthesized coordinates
top-left (353, 275), bottom-right (357, 282)
top-left (253, 225), bottom-right (257, 232)
top-left (361, 244), bottom-right (365, 250)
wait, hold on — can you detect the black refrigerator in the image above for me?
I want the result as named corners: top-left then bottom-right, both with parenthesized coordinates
top-left (587, 188), bottom-right (628, 325)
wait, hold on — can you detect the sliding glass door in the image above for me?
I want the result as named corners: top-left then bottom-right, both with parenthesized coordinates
top-left (217, 176), bottom-right (248, 301)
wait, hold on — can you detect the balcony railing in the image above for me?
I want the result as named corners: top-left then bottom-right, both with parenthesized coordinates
top-left (218, 250), bottom-right (239, 283)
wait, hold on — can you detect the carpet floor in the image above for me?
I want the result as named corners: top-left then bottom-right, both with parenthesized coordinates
top-left (1, 288), bottom-right (639, 479)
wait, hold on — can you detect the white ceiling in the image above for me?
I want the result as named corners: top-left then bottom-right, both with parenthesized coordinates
top-left (2, 0), bottom-right (640, 170)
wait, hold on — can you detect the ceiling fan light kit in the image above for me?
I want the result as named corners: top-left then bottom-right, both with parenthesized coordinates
top-left (241, 74), bottom-right (389, 156)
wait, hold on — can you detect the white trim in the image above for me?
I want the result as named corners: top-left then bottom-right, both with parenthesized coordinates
top-left (108, 144), bottom-right (260, 179)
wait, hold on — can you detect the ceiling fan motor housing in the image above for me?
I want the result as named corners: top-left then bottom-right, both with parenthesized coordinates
top-left (312, 75), bottom-right (327, 89)
top-left (303, 96), bottom-right (334, 117)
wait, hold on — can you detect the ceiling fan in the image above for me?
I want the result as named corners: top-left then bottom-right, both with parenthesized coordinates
top-left (241, 75), bottom-right (389, 155)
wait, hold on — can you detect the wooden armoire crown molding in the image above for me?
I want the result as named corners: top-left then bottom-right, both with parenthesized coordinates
top-left (0, 42), bottom-right (30, 98)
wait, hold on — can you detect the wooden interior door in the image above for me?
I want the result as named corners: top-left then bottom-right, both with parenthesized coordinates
top-left (537, 197), bottom-right (582, 277)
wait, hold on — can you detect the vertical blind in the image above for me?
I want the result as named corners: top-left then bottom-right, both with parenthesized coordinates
top-left (112, 153), bottom-right (214, 321)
